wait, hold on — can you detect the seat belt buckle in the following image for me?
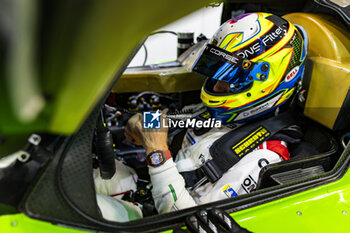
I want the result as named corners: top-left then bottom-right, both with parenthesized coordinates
top-left (200, 160), bottom-right (223, 183)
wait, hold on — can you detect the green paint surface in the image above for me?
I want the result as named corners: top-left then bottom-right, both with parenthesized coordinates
top-left (0, 214), bottom-right (85, 233)
top-left (3, 168), bottom-right (350, 233)
top-left (162, 167), bottom-right (350, 233)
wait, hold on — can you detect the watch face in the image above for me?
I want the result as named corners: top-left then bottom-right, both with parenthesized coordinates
top-left (149, 152), bottom-right (164, 166)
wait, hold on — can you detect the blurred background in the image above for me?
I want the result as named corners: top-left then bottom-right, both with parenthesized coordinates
top-left (128, 4), bottom-right (223, 66)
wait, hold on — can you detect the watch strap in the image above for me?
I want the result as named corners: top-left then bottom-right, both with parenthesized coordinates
top-left (163, 150), bottom-right (172, 161)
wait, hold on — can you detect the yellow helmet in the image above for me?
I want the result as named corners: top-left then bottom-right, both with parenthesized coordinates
top-left (192, 13), bottom-right (307, 123)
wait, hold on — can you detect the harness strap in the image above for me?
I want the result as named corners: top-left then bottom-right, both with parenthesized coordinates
top-left (180, 112), bottom-right (299, 187)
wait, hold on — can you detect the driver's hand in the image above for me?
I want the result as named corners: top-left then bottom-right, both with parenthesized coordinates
top-left (124, 109), bottom-right (169, 154)
top-left (124, 113), bottom-right (143, 146)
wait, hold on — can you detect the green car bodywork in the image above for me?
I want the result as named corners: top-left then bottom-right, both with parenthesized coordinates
top-left (1, 0), bottom-right (350, 232)
top-left (0, 0), bottom-right (212, 136)
top-left (1, 161), bottom-right (350, 233)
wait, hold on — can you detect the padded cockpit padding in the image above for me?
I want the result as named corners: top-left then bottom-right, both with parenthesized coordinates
top-left (23, 108), bottom-right (102, 227)
top-left (283, 13), bottom-right (350, 130)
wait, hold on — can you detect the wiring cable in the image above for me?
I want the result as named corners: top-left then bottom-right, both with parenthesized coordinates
top-left (142, 30), bottom-right (177, 65)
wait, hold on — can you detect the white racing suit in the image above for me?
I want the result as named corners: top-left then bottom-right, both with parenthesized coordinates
top-left (95, 125), bottom-right (287, 219)
top-left (150, 126), bottom-right (286, 213)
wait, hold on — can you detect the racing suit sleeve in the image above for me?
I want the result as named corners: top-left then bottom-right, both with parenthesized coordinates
top-left (148, 158), bottom-right (196, 213)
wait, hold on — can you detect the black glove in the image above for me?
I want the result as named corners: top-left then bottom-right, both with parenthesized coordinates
top-left (174, 209), bottom-right (252, 233)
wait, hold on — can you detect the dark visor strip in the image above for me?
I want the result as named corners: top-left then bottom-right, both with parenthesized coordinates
top-left (204, 44), bottom-right (256, 71)
top-left (266, 15), bottom-right (289, 27)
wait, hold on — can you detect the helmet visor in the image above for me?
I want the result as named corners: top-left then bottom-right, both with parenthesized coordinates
top-left (192, 44), bottom-right (256, 93)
